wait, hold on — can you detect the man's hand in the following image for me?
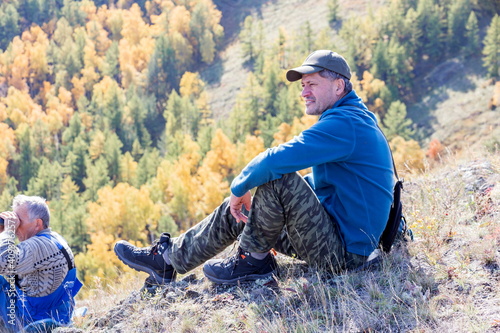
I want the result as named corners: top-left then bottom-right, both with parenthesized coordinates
top-left (230, 191), bottom-right (252, 223)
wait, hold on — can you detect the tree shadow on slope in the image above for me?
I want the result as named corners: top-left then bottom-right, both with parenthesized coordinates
top-left (213, 0), bottom-right (274, 46)
top-left (200, 0), bottom-right (271, 85)
top-left (408, 55), bottom-right (486, 142)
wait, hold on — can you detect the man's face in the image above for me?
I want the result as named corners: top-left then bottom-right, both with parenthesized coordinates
top-left (14, 204), bottom-right (41, 241)
top-left (301, 72), bottom-right (341, 116)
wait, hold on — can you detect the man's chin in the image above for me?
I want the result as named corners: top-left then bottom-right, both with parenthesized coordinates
top-left (305, 108), bottom-right (320, 116)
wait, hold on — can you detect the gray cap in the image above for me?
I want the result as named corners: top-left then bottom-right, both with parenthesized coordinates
top-left (286, 50), bottom-right (352, 81)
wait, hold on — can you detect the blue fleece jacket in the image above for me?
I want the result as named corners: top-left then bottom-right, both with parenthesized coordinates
top-left (230, 90), bottom-right (394, 256)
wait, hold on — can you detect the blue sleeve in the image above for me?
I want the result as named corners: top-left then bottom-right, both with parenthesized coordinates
top-left (230, 114), bottom-right (355, 196)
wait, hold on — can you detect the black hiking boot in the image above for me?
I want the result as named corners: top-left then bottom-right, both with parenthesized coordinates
top-left (203, 247), bottom-right (278, 284)
top-left (114, 233), bottom-right (176, 284)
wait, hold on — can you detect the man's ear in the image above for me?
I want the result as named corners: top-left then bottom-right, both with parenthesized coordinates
top-left (35, 218), bottom-right (44, 230)
top-left (335, 79), bottom-right (345, 95)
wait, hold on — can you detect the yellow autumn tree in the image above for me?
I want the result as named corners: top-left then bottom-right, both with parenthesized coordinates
top-left (360, 71), bottom-right (387, 115)
top-left (168, 5), bottom-right (191, 39)
top-left (80, 30), bottom-right (102, 94)
top-left (179, 71), bottom-right (211, 125)
top-left (150, 134), bottom-right (202, 230)
top-left (70, 76), bottom-right (86, 105)
top-left (23, 26), bottom-right (49, 94)
top-left (169, 154), bottom-right (203, 229)
top-left (0, 122), bottom-right (16, 160)
top-left (88, 130), bottom-right (106, 160)
top-left (43, 87), bottom-right (74, 134)
top-left (272, 122), bottom-right (292, 146)
top-left (5, 37), bottom-right (29, 92)
top-left (119, 4), bottom-right (156, 87)
top-left (86, 19), bottom-right (112, 57)
top-left (75, 183), bottom-right (161, 285)
top-left (120, 152), bottom-right (138, 185)
top-left (390, 136), bottom-right (425, 175)
top-left (235, 135), bottom-right (265, 173)
top-left (0, 158), bottom-right (8, 193)
top-left (150, 159), bottom-right (175, 204)
top-left (196, 129), bottom-right (239, 216)
top-left (2, 87), bottom-right (43, 128)
top-left (272, 114), bottom-right (317, 146)
top-left (180, 71), bottom-right (203, 98)
top-left (201, 128), bottom-right (237, 179)
top-left (105, 8), bottom-right (125, 41)
top-left (197, 165), bottom-right (227, 216)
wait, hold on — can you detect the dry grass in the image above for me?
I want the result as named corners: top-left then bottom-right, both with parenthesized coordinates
top-left (54, 149), bottom-right (499, 333)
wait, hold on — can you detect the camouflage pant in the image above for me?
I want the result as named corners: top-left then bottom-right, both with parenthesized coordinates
top-left (167, 172), bottom-right (366, 274)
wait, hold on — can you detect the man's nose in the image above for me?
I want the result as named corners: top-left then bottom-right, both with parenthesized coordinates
top-left (301, 87), bottom-right (310, 97)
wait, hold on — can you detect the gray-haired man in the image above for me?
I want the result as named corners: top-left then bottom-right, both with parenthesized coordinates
top-left (0, 195), bottom-right (82, 331)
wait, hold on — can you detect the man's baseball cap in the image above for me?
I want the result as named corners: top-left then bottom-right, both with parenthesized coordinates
top-left (286, 50), bottom-right (352, 82)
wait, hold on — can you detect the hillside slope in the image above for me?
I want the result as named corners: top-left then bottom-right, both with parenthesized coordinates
top-left (58, 151), bottom-right (500, 332)
top-left (409, 56), bottom-right (499, 152)
top-left (204, 0), bottom-right (385, 120)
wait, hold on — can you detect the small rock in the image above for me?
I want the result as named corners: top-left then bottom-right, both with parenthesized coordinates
top-left (185, 289), bottom-right (201, 299)
top-left (181, 273), bottom-right (197, 283)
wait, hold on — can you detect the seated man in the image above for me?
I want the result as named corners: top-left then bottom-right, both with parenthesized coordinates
top-left (115, 50), bottom-right (394, 285)
top-left (0, 195), bottom-right (82, 331)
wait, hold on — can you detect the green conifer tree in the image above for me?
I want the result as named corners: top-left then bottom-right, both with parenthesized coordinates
top-left (64, 135), bottom-right (88, 192)
top-left (465, 11), bottom-right (480, 56)
top-left (263, 63), bottom-right (280, 118)
top-left (0, 4), bottom-right (20, 51)
top-left (416, 0), bottom-right (446, 62)
top-left (240, 16), bottom-right (256, 63)
top-left (483, 15), bottom-right (500, 78)
top-left (381, 101), bottom-right (415, 141)
top-left (372, 40), bottom-right (390, 82)
top-left (27, 158), bottom-right (63, 200)
top-left (103, 41), bottom-right (120, 80)
top-left (136, 148), bottom-right (161, 186)
top-left (83, 157), bottom-right (110, 201)
top-left (447, 0), bottom-right (471, 54)
top-left (164, 90), bottom-right (183, 138)
top-left (327, 0), bottom-right (339, 24)
top-left (0, 178), bottom-right (17, 212)
top-left (103, 131), bottom-right (123, 183)
top-left (50, 186), bottom-right (89, 254)
top-left (16, 127), bottom-right (39, 191)
top-left (147, 35), bottom-right (178, 102)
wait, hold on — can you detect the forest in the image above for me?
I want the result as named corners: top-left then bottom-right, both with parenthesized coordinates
top-left (0, 0), bottom-right (498, 286)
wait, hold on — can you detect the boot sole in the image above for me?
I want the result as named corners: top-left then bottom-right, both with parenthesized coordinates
top-left (203, 266), bottom-right (276, 285)
top-left (114, 243), bottom-right (176, 284)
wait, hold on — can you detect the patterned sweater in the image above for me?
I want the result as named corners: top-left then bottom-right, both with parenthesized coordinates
top-left (0, 228), bottom-right (75, 297)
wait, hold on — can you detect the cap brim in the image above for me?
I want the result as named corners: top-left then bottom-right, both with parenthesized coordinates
top-left (286, 65), bottom-right (323, 82)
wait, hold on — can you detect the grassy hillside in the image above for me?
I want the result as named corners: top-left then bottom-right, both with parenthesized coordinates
top-left (63, 149), bottom-right (499, 332)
